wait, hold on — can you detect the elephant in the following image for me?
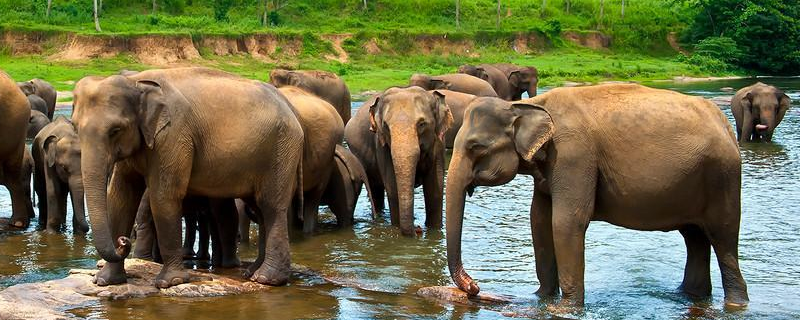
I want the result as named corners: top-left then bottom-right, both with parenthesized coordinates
top-left (321, 145), bottom-right (380, 226)
top-left (445, 84), bottom-right (749, 309)
top-left (1, 71), bottom-right (36, 228)
top-left (18, 79), bottom-right (57, 120)
top-left (278, 86), bottom-right (344, 233)
top-left (270, 69), bottom-right (352, 123)
top-left (429, 90), bottom-right (477, 149)
top-left (457, 64), bottom-right (513, 100)
top-left (409, 74), bottom-right (498, 98)
top-left (28, 110), bottom-right (51, 140)
top-left (344, 87), bottom-right (453, 236)
top-left (22, 148), bottom-right (33, 213)
top-left (731, 82), bottom-right (791, 143)
top-left (32, 116), bottom-right (89, 233)
top-left (71, 67), bottom-right (304, 288)
top-left (488, 63), bottom-right (538, 99)
top-left (27, 94), bottom-right (49, 115)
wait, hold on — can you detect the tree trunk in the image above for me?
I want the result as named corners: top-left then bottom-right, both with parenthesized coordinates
top-left (46, 0), bottom-right (53, 17)
top-left (598, 0), bottom-right (605, 29)
top-left (455, 0), bottom-right (460, 28)
top-left (93, 0), bottom-right (102, 32)
top-left (152, 0), bottom-right (156, 13)
top-left (621, 0), bottom-right (625, 19)
top-left (565, 0), bottom-right (570, 14)
top-left (496, 0), bottom-right (501, 29)
top-left (363, 0), bottom-right (367, 10)
top-left (541, 0), bottom-right (546, 14)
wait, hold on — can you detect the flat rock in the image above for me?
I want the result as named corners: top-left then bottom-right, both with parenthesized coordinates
top-left (417, 286), bottom-right (512, 306)
top-left (709, 95), bottom-right (733, 108)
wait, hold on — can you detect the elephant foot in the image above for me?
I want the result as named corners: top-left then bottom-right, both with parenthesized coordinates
top-left (182, 248), bottom-right (196, 259)
top-left (196, 251), bottom-right (211, 261)
top-left (723, 293), bottom-right (749, 309)
top-left (250, 263), bottom-right (289, 286)
top-left (93, 262), bottom-right (127, 286)
top-left (8, 217), bottom-right (28, 229)
top-left (155, 268), bottom-right (191, 288)
top-left (678, 282), bottom-right (711, 298)
top-left (218, 256), bottom-right (241, 268)
top-left (546, 299), bottom-right (583, 315)
top-left (535, 285), bottom-right (560, 297)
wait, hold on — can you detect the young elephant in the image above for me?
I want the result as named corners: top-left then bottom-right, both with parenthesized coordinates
top-left (345, 87), bottom-right (453, 236)
top-left (279, 86), bottom-right (344, 233)
top-left (322, 145), bottom-right (380, 226)
top-left (270, 69), bottom-right (352, 123)
top-left (1, 71), bottom-right (36, 228)
top-left (72, 67), bottom-right (303, 288)
top-left (445, 85), bottom-right (748, 309)
top-left (457, 64), bottom-right (513, 100)
top-left (28, 110), bottom-right (51, 140)
top-left (488, 63), bottom-right (539, 99)
top-left (429, 90), bottom-right (477, 148)
top-left (409, 74), bottom-right (498, 98)
top-left (32, 116), bottom-right (89, 233)
top-left (731, 82), bottom-right (791, 143)
top-left (18, 79), bottom-right (57, 120)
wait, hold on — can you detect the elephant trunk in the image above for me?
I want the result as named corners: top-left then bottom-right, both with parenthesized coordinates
top-left (390, 127), bottom-right (420, 236)
top-left (528, 79), bottom-right (538, 97)
top-left (81, 144), bottom-right (130, 262)
top-left (758, 108), bottom-right (777, 142)
top-left (68, 175), bottom-right (89, 233)
top-left (445, 152), bottom-right (480, 295)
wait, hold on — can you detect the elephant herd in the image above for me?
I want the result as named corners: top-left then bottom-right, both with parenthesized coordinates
top-left (0, 63), bottom-right (791, 311)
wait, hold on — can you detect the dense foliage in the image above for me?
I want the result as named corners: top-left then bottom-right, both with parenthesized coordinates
top-left (680, 0), bottom-right (800, 74)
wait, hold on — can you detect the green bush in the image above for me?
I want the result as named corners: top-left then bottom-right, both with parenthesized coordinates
top-left (692, 36), bottom-right (741, 63)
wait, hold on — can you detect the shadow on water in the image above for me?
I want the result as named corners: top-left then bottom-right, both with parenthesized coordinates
top-left (1, 80), bottom-right (800, 319)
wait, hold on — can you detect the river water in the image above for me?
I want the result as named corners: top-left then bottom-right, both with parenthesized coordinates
top-left (0, 78), bottom-right (798, 319)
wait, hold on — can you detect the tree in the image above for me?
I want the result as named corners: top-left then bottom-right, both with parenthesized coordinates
top-left (46, 0), bottom-right (52, 17)
top-left (598, 0), bottom-right (605, 29)
top-left (621, 0), bottom-right (625, 19)
top-left (541, 0), bottom-right (546, 15)
top-left (152, 0), bottom-right (157, 13)
top-left (363, 0), bottom-right (367, 10)
top-left (496, 0), bottom-right (501, 28)
top-left (565, 0), bottom-right (571, 14)
top-left (261, 0), bottom-right (289, 26)
top-left (455, 0), bottom-right (460, 28)
top-left (93, 0), bottom-right (101, 31)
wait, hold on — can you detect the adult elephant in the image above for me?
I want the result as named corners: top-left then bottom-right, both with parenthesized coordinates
top-left (72, 67), bottom-right (304, 288)
top-left (270, 69), bottom-right (352, 123)
top-left (409, 74), bottom-right (497, 98)
top-left (18, 79), bottom-right (57, 119)
top-left (1, 71), bottom-right (36, 228)
top-left (731, 82), bottom-right (791, 143)
top-left (32, 116), bottom-right (89, 233)
top-left (457, 65), bottom-right (513, 100)
top-left (28, 110), bottom-right (51, 140)
top-left (27, 94), bottom-right (49, 115)
top-left (430, 90), bottom-right (477, 148)
top-left (488, 63), bottom-right (538, 99)
top-left (445, 85), bottom-right (749, 309)
top-left (345, 87), bottom-right (452, 236)
top-left (278, 86), bottom-right (344, 233)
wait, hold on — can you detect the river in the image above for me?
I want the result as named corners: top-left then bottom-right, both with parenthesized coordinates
top-left (0, 78), bottom-right (798, 319)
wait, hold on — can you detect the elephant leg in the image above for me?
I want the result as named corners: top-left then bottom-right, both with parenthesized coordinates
top-left (183, 211), bottom-right (198, 259)
top-left (250, 174), bottom-right (294, 286)
top-left (44, 173), bottom-right (65, 232)
top-left (133, 191), bottom-right (156, 260)
top-left (5, 161), bottom-right (34, 228)
top-left (237, 200), bottom-right (251, 246)
top-left (678, 225), bottom-right (711, 297)
top-left (150, 195), bottom-right (191, 288)
top-left (211, 198), bottom-right (240, 267)
top-left (531, 190), bottom-right (559, 297)
top-left (705, 192), bottom-right (749, 307)
top-left (95, 169), bottom-right (144, 286)
top-left (55, 185), bottom-right (68, 232)
top-left (370, 182), bottom-right (385, 215)
top-left (303, 186), bottom-right (325, 234)
top-left (197, 213), bottom-right (210, 261)
top-left (422, 155), bottom-right (444, 228)
top-left (242, 197), bottom-right (265, 279)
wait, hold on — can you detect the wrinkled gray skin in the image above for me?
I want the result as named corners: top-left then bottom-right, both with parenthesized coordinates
top-left (28, 110), bottom-right (51, 140)
top-left (409, 74), bottom-right (498, 98)
top-left (32, 116), bottom-right (89, 233)
top-left (18, 79), bottom-right (57, 120)
top-left (72, 67), bottom-right (303, 289)
top-left (27, 94), bottom-right (49, 115)
top-left (489, 63), bottom-right (538, 99)
top-left (270, 69), bottom-right (352, 123)
top-left (344, 87), bottom-right (453, 236)
top-left (22, 148), bottom-right (33, 215)
top-left (322, 145), bottom-right (380, 226)
top-left (457, 64), bottom-right (514, 100)
top-left (1, 71), bottom-right (36, 228)
top-left (429, 90), bottom-right (477, 148)
top-left (446, 85), bottom-right (748, 310)
top-left (731, 82), bottom-right (791, 143)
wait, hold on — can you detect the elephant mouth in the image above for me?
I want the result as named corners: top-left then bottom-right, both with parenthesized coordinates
top-left (755, 124), bottom-right (769, 131)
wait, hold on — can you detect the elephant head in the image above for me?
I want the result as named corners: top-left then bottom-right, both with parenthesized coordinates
top-left (42, 126), bottom-right (89, 232)
top-left (457, 65), bottom-right (490, 82)
top-left (369, 87), bottom-right (452, 235)
top-left (445, 97), bottom-right (553, 295)
top-left (72, 75), bottom-right (179, 262)
top-left (738, 84), bottom-right (791, 142)
top-left (508, 67), bottom-right (539, 98)
top-left (17, 80), bottom-right (37, 96)
top-left (269, 69), bottom-right (293, 87)
top-left (28, 110), bottom-right (50, 139)
top-left (409, 74), bottom-right (450, 91)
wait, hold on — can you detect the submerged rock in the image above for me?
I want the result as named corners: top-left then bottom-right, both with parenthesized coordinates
top-left (416, 286), bottom-right (512, 306)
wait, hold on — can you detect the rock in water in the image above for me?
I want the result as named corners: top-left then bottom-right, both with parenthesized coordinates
top-left (417, 286), bottom-right (512, 306)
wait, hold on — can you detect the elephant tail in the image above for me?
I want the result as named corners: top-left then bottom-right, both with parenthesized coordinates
top-left (294, 153), bottom-right (304, 221)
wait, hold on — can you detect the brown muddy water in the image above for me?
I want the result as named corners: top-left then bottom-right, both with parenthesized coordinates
top-left (1, 79), bottom-right (799, 319)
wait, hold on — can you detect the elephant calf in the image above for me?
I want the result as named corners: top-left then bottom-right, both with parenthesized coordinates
top-left (731, 82), bottom-right (791, 143)
top-left (18, 78), bottom-right (57, 120)
top-left (446, 84), bottom-right (748, 309)
top-left (32, 116), bottom-right (89, 233)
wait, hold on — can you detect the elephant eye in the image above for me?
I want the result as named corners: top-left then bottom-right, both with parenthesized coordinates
top-left (417, 119), bottom-right (427, 129)
top-left (108, 127), bottom-right (121, 137)
top-left (467, 140), bottom-right (487, 153)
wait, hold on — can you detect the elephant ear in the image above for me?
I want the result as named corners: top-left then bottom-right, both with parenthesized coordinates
top-left (776, 91), bottom-right (791, 125)
top-left (287, 72), bottom-right (305, 88)
top-left (476, 67), bottom-right (490, 81)
top-left (43, 135), bottom-right (59, 168)
top-left (740, 91), bottom-right (754, 113)
top-left (431, 90), bottom-right (454, 142)
top-left (136, 79), bottom-right (177, 149)
top-left (508, 70), bottom-right (522, 88)
top-left (430, 79), bottom-right (451, 90)
top-left (511, 102), bottom-right (554, 162)
top-left (368, 96), bottom-right (389, 146)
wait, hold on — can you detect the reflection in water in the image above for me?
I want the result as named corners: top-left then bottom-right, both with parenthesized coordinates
top-left (1, 80), bottom-right (800, 319)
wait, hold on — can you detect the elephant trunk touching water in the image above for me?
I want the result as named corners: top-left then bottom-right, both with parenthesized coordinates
top-left (444, 151), bottom-right (480, 295)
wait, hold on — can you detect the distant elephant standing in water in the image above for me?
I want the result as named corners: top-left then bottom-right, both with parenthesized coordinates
top-left (18, 78), bottom-right (57, 120)
top-left (409, 73), bottom-right (498, 98)
top-left (345, 87), bottom-right (453, 236)
top-left (731, 82), bottom-right (791, 143)
top-left (457, 64), bottom-right (514, 100)
top-left (270, 69), bottom-right (352, 123)
top-left (28, 110), bottom-right (51, 140)
top-left (445, 85), bottom-right (748, 309)
top-left (32, 116), bottom-right (89, 233)
top-left (489, 63), bottom-right (539, 99)
top-left (1, 71), bottom-right (36, 228)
